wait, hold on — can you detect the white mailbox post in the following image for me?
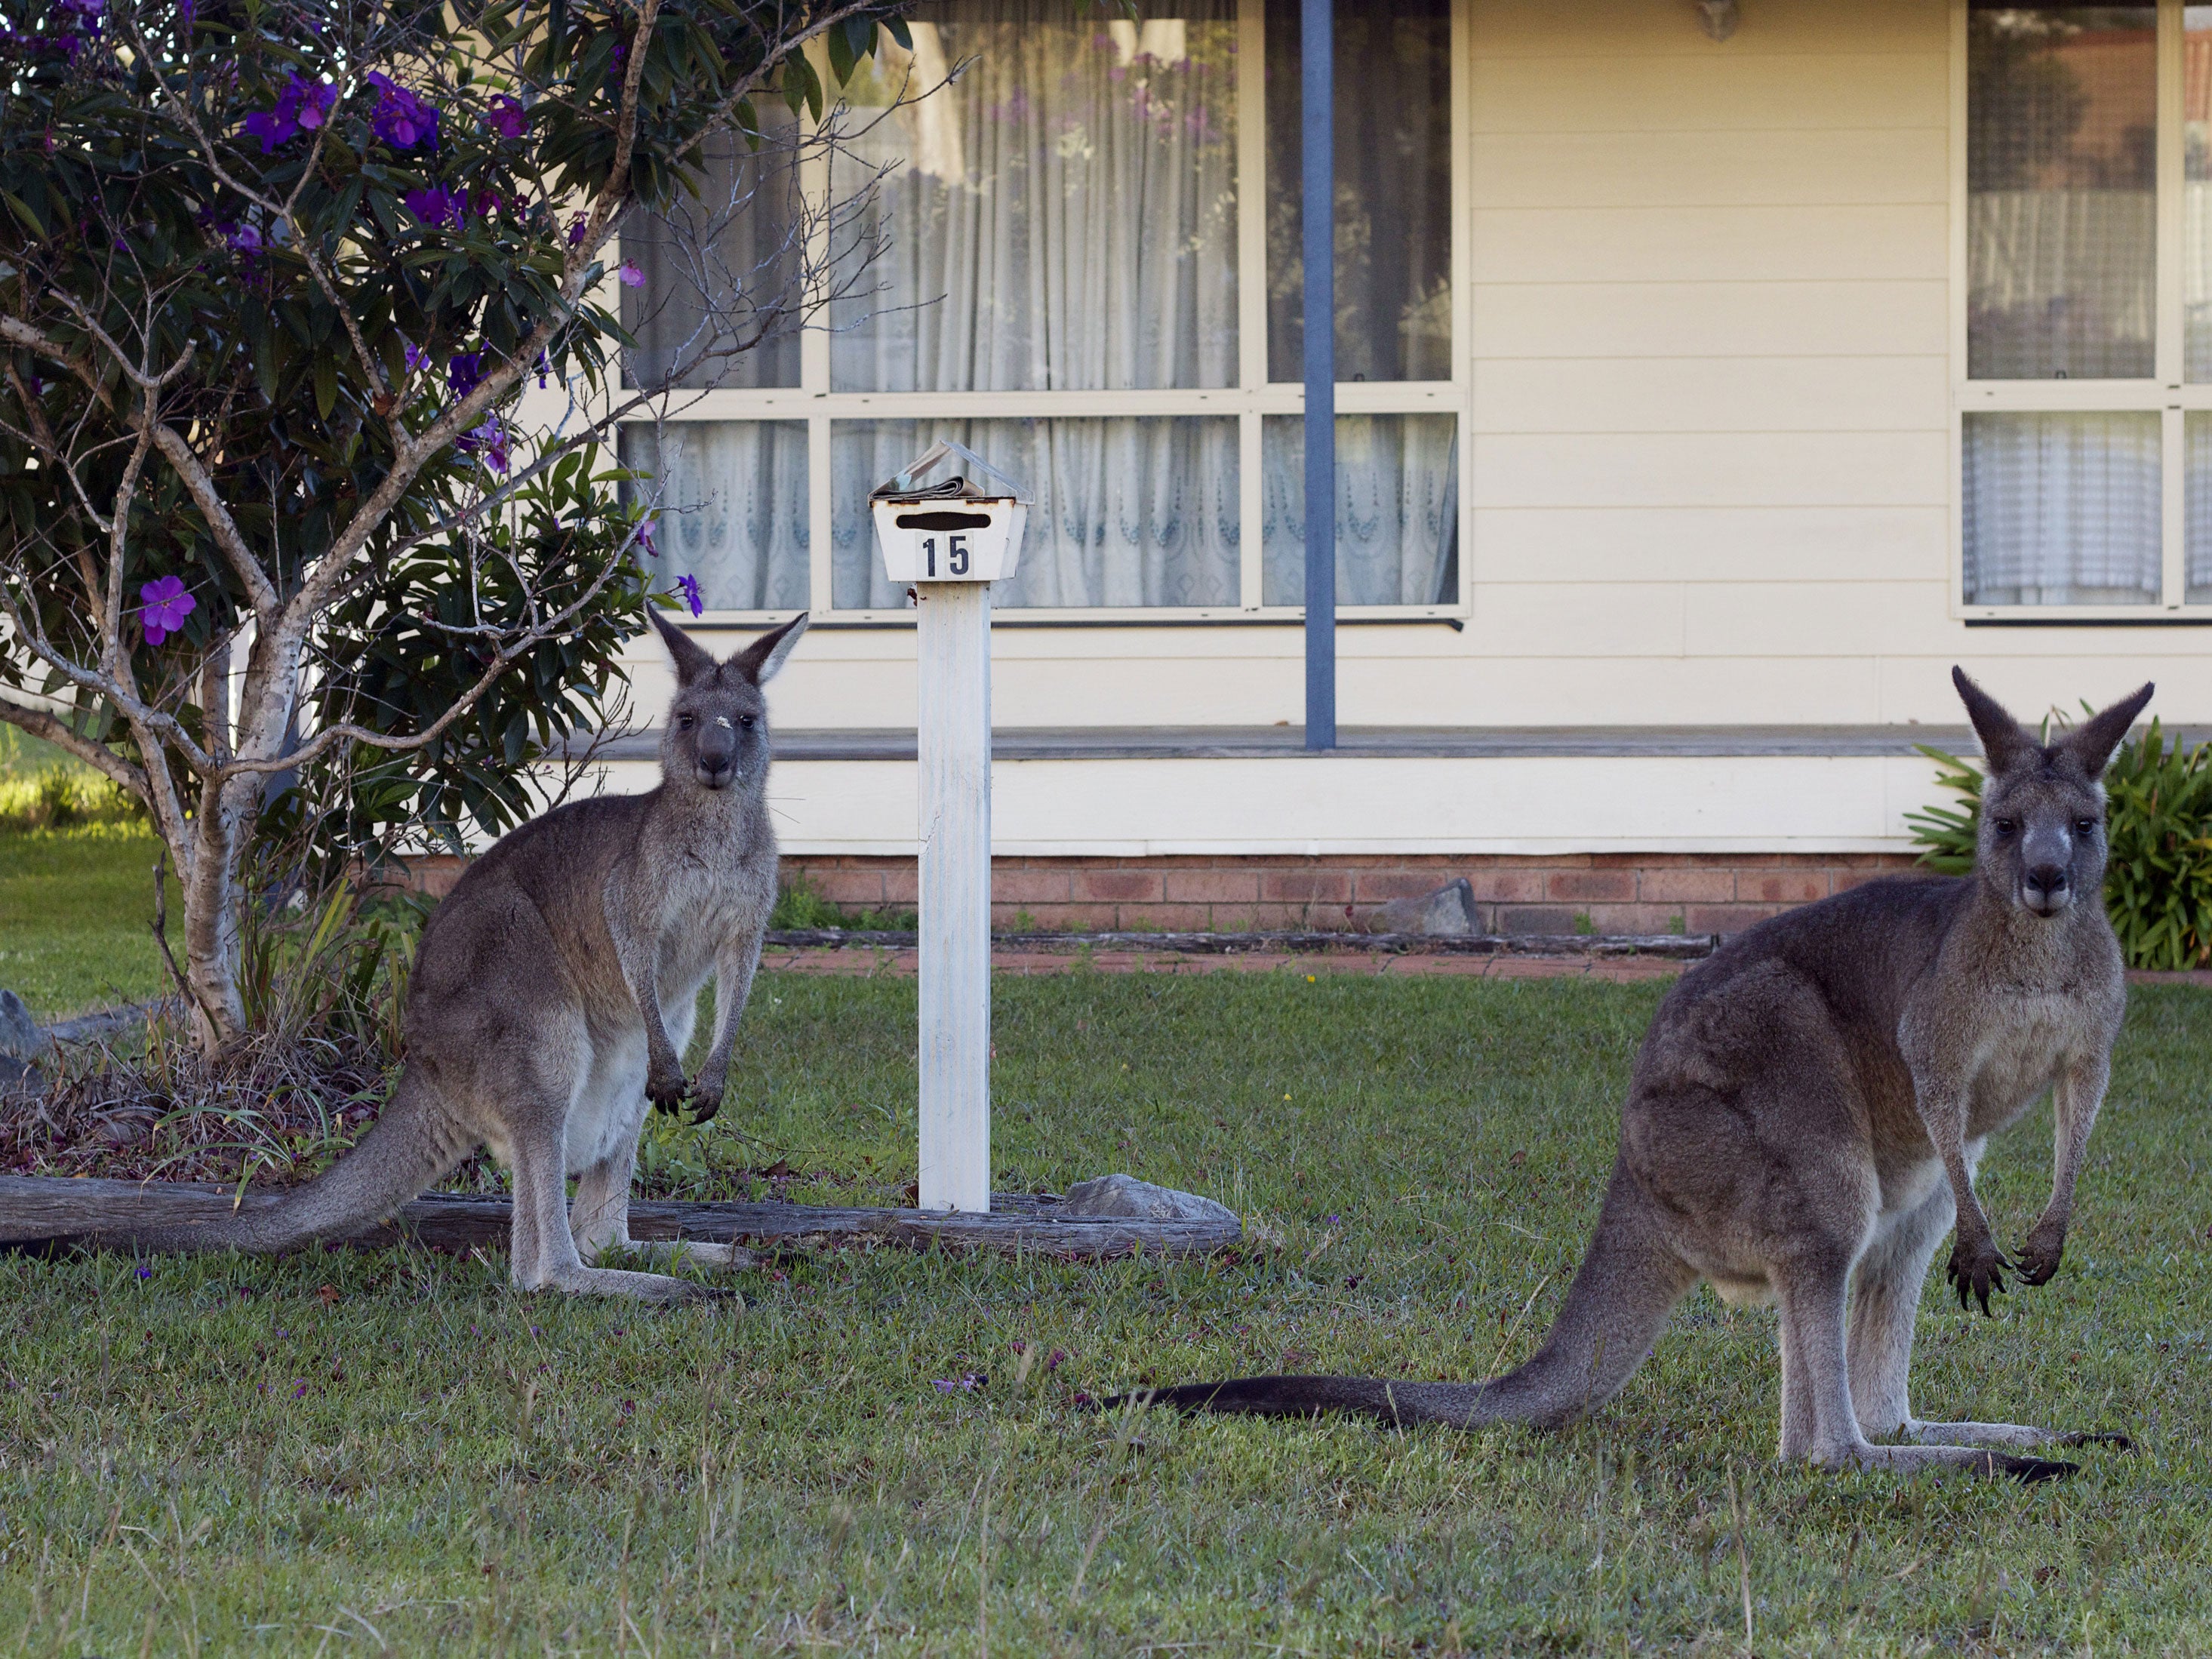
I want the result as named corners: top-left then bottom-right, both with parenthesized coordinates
top-left (871, 442), bottom-right (1029, 1214)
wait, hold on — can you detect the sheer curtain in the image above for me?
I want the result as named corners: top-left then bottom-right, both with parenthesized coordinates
top-left (833, 418), bottom-right (1238, 608)
top-left (831, 0), bottom-right (1238, 392)
top-left (1963, 411), bottom-right (2159, 604)
top-left (1264, 0), bottom-right (1451, 383)
top-left (2187, 412), bottom-right (2212, 602)
top-left (826, 1), bottom-right (1239, 607)
top-left (620, 424), bottom-right (810, 610)
top-left (1967, 5), bottom-right (2155, 380)
top-left (622, 109), bottom-right (805, 391)
top-left (1260, 417), bottom-right (1458, 606)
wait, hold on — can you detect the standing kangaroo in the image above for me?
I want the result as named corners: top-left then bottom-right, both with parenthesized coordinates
top-left (1121, 670), bottom-right (2151, 1478)
top-left (94, 609), bottom-right (807, 1300)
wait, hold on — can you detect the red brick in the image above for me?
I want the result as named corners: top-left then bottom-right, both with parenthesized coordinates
top-left (1546, 870), bottom-right (1636, 903)
top-left (989, 869), bottom-right (1072, 905)
top-left (1738, 873), bottom-right (1826, 906)
top-left (1163, 870), bottom-right (1261, 903)
top-left (807, 871), bottom-right (889, 906)
top-left (1072, 870), bottom-right (1163, 903)
top-left (1460, 870), bottom-right (1546, 903)
top-left (1260, 870), bottom-right (1352, 905)
top-left (1685, 903), bottom-right (1785, 935)
top-left (1639, 869), bottom-right (1736, 904)
top-left (1353, 871), bottom-right (1452, 902)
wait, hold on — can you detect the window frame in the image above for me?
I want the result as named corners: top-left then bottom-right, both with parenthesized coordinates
top-left (614, 0), bottom-right (1472, 626)
top-left (1950, 0), bottom-right (2210, 620)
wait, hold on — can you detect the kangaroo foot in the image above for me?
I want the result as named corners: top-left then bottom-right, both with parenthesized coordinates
top-left (545, 1264), bottom-right (728, 1303)
top-left (1812, 1440), bottom-right (2077, 1482)
top-left (1905, 1419), bottom-right (2129, 1452)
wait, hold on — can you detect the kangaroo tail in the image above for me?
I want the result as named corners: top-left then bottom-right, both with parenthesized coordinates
top-left (1110, 1162), bottom-right (1696, 1431)
top-left (82, 1070), bottom-right (472, 1256)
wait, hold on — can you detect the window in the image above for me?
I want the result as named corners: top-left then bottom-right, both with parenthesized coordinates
top-left (617, 0), bottom-right (1463, 621)
top-left (1957, 1), bottom-right (2212, 615)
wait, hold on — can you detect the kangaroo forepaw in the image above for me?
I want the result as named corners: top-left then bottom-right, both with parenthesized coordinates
top-left (645, 1070), bottom-right (693, 1112)
top-left (1946, 1237), bottom-right (2010, 1314)
top-left (2057, 1430), bottom-right (2134, 1451)
top-left (2014, 1231), bottom-right (2065, 1287)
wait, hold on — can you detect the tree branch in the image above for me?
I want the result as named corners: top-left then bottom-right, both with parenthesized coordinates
top-left (0, 699), bottom-right (148, 797)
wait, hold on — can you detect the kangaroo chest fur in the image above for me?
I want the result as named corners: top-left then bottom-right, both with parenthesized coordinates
top-left (559, 826), bottom-right (774, 1173)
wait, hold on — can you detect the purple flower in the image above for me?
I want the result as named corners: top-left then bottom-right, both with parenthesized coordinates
top-left (135, 1264), bottom-right (152, 1279)
top-left (457, 417), bottom-right (511, 474)
top-left (635, 519), bottom-right (657, 557)
top-left (242, 73), bottom-right (334, 152)
top-left (402, 339), bottom-right (428, 374)
top-left (676, 574), bottom-right (703, 617)
top-left (618, 260), bottom-right (644, 288)
top-left (485, 95), bottom-right (528, 140)
top-left (402, 185), bottom-right (463, 229)
top-left (567, 215), bottom-right (590, 248)
top-left (363, 71), bottom-right (440, 151)
top-left (137, 575), bottom-right (195, 645)
top-left (535, 352), bottom-right (549, 389)
top-left (447, 352), bottom-right (485, 399)
top-left (220, 221), bottom-right (263, 254)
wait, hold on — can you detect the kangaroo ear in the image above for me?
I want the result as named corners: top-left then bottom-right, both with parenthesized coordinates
top-left (2060, 681), bottom-right (2154, 780)
top-left (1952, 666), bottom-right (2037, 776)
top-left (648, 605), bottom-right (717, 686)
top-left (727, 612), bottom-right (809, 686)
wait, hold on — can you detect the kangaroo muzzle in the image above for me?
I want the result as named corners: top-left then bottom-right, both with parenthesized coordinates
top-left (695, 719), bottom-right (738, 789)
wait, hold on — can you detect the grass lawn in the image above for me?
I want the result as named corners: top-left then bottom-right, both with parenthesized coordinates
top-left (0, 827), bottom-right (176, 1018)
top-left (3, 959), bottom-right (2210, 1654)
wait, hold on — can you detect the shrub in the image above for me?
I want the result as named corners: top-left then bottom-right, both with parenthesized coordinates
top-left (1906, 720), bottom-right (2212, 969)
top-left (0, 766), bottom-right (143, 834)
top-left (769, 875), bottom-right (916, 933)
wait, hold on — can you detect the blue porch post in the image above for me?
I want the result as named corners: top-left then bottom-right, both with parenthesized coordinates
top-left (1301, 0), bottom-right (1335, 750)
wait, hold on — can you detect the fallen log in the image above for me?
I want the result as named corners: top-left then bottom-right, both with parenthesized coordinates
top-left (0, 1175), bottom-right (1240, 1260)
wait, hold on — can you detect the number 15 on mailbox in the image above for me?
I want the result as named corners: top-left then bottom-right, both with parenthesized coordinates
top-left (869, 439), bottom-right (1029, 584)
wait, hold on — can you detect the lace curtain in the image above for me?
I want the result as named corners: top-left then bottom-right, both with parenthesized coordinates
top-left (1260, 417), bottom-right (1458, 606)
top-left (1963, 412), bottom-right (2159, 605)
top-left (619, 424), bottom-right (811, 611)
top-left (621, 0), bottom-right (1459, 612)
top-left (832, 419), bottom-right (1238, 608)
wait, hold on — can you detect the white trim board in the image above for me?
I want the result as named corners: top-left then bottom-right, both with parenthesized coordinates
top-left (588, 751), bottom-right (1952, 857)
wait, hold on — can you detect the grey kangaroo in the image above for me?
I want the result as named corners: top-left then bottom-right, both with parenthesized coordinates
top-left (1121, 669), bottom-right (2150, 1479)
top-left (91, 609), bottom-right (807, 1301)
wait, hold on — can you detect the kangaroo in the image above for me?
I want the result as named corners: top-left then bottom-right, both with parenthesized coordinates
top-left (82, 609), bottom-right (807, 1300)
top-left (1118, 670), bottom-right (2152, 1479)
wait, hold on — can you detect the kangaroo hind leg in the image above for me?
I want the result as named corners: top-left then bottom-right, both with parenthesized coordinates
top-left (1847, 1180), bottom-right (2126, 1453)
top-left (571, 1134), bottom-right (755, 1274)
top-left (1776, 1255), bottom-right (2075, 1481)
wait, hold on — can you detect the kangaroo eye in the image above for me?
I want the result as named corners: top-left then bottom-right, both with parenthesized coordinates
top-left (2076, 818), bottom-right (2098, 835)
top-left (677, 714), bottom-right (695, 731)
top-left (739, 713), bottom-right (755, 730)
top-left (1991, 817), bottom-right (2017, 837)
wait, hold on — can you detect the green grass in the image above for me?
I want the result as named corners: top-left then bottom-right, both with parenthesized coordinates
top-left (0, 826), bottom-right (177, 1017)
top-left (4, 966), bottom-right (2211, 1654)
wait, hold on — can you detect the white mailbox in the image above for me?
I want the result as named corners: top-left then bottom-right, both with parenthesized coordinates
top-left (869, 440), bottom-right (1029, 584)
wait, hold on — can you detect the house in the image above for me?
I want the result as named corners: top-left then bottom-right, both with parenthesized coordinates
top-left (523, 0), bottom-right (2212, 935)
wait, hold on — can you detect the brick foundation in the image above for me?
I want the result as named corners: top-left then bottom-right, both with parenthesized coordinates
top-left (395, 849), bottom-right (1925, 934)
top-left (783, 851), bottom-right (1926, 937)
